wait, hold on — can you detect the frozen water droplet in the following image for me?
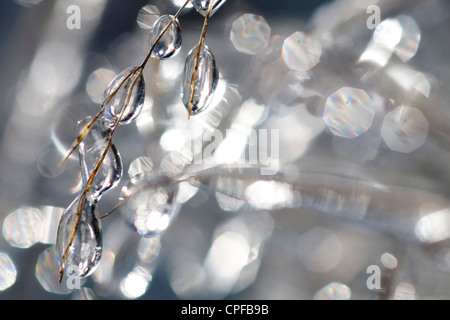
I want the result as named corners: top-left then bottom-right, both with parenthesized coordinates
top-left (102, 66), bottom-right (145, 125)
top-left (77, 117), bottom-right (123, 201)
top-left (190, 0), bottom-right (226, 17)
top-left (323, 87), bottom-right (374, 138)
top-left (182, 45), bottom-right (219, 115)
top-left (121, 175), bottom-right (180, 237)
top-left (230, 14), bottom-right (271, 55)
top-left (56, 196), bottom-right (102, 278)
top-left (282, 31), bottom-right (322, 71)
top-left (149, 15), bottom-right (182, 60)
top-left (381, 106), bottom-right (429, 153)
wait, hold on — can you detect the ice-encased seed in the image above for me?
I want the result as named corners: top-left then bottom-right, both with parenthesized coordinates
top-left (181, 45), bottom-right (219, 115)
top-left (77, 117), bottom-right (123, 201)
top-left (190, 0), bottom-right (226, 17)
top-left (102, 66), bottom-right (145, 125)
top-left (55, 196), bottom-right (102, 279)
top-left (149, 14), bottom-right (182, 60)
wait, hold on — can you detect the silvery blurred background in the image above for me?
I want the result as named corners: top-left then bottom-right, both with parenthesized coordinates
top-left (0, 0), bottom-right (450, 299)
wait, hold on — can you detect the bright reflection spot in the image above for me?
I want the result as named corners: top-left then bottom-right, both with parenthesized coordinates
top-left (30, 41), bottom-right (83, 99)
top-left (214, 131), bottom-right (246, 164)
top-left (394, 15), bottom-right (421, 62)
top-left (362, 15), bottom-right (421, 66)
top-left (120, 267), bottom-right (152, 299)
top-left (86, 68), bottom-right (116, 103)
top-left (282, 31), bottom-right (322, 71)
top-left (135, 96), bottom-right (154, 134)
top-left (230, 14), bottom-right (271, 55)
top-left (204, 231), bottom-right (251, 294)
top-left (323, 87), bottom-right (374, 139)
top-left (176, 181), bottom-right (199, 204)
top-left (415, 209), bottom-right (450, 243)
top-left (381, 252), bottom-right (398, 269)
top-left (297, 227), bottom-right (342, 273)
top-left (136, 5), bottom-right (160, 29)
top-left (216, 192), bottom-right (246, 212)
top-left (136, 210), bottom-right (170, 236)
top-left (245, 180), bottom-right (297, 210)
top-left (171, 0), bottom-right (193, 9)
top-left (314, 282), bottom-right (351, 300)
top-left (359, 42), bottom-right (393, 67)
top-left (0, 253), bottom-right (17, 291)
top-left (208, 78), bottom-right (227, 111)
top-left (157, 57), bottom-right (184, 91)
top-left (381, 106), bottom-right (429, 153)
top-left (264, 105), bottom-right (324, 162)
top-left (39, 206), bottom-right (64, 244)
top-left (160, 129), bottom-right (186, 152)
top-left (2, 207), bottom-right (42, 248)
top-left (214, 98), bottom-right (265, 164)
top-left (373, 19), bottom-right (403, 49)
top-left (215, 178), bottom-right (246, 212)
top-left (137, 236), bottom-right (161, 263)
top-left (393, 282), bottom-right (416, 300)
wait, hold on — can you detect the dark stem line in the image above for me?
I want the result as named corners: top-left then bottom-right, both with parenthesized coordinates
top-left (187, 0), bottom-right (215, 119)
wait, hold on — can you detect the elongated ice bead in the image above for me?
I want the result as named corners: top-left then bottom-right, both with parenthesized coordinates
top-left (190, 0), bottom-right (226, 17)
top-left (55, 195), bottom-right (102, 278)
top-left (149, 14), bottom-right (182, 59)
top-left (102, 66), bottom-right (145, 125)
top-left (182, 45), bottom-right (219, 115)
top-left (77, 117), bottom-right (123, 201)
top-left (121, 175), bottom-right (180, 237)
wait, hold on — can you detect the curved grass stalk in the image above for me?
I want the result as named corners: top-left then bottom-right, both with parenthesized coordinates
top-left (58, 0), bottom-right (191, 283)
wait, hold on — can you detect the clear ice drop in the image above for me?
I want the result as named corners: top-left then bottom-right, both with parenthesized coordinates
top-left (77, 117), bottom-right (123, 201)
top-left (182, 45), bottom-right (219, 115)
top-left (149, 14), bottom-right (182, 60)
top-left (190, 0), bottom-right (226, 17)
top-left (55, 195), bottom-right (102, 279)
top-left (102, 66), bottom-right (145, 125)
